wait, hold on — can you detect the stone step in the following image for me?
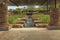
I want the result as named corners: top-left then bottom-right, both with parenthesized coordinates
top-left (32, 18), bottom-right (40, 20)
top-left (34, 20), bottom-right (41, 22)
top-left (12, 24), bottom-right (24, 28)
top-left (20, 19), bottom-right (26, 21)
top-left (15, 18), bottom-right (26, 22)
top-left (16, 21), bottom-right (25, 24)
top-left (34, 21), bottom-right (44, 24)
top-left (36, 24), bottom-right (48, 28)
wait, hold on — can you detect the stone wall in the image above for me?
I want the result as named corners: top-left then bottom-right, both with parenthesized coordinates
top-left (0, 2), bottom-right (9, 31)
top-left (49, 8), bottom-right (60, 26)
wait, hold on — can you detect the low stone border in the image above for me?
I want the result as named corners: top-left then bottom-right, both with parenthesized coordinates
top-left (0, 27), bottom-right (9, 31)
top-left (47, 26), bottom-right (60, 30)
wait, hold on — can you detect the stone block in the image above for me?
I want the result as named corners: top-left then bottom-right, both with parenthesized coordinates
top-left (0, 27), bottom-right (9, 31)
top-left (12, 24), bottom-right (24, 28)
top-left (47, 26), bottom-right (60, 30)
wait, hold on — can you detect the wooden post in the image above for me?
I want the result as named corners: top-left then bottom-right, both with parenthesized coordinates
top-left (55, 0), bottom-right (57, 8)
top-left (46, 0), bottom-right (49, 13)
top-left (0, 0), bottom-right (9, 31)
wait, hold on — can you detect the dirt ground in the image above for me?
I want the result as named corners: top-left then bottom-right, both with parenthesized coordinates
top-left (0, 28), bottom-right (60, 40)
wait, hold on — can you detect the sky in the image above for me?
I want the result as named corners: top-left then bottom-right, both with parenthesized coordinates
top-left (8, 6), bottom-right (39, 10)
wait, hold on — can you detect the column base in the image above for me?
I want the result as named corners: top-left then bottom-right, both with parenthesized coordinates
top-left (0, 27), bottom-right (9, 31)
top-left (47, 26), bottom-right (60, 30)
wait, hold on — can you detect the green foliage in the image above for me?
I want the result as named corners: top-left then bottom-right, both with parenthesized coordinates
top-left (8, 14), bottom-right (25, 24)
top-left (38, 6), bottom-right (47, 11)
top-left (33, 14), bottom-right (50, 23)
top-left (8, 8), bottom-right (22, 14)
top-left (27, 6), bottom-right (35, 10)
top-left (56, 4), bottom-right (60, 8)
top-left (50, 4), bottom-right (60, 8)
top-left (15, 8), bottom-right (22, 12)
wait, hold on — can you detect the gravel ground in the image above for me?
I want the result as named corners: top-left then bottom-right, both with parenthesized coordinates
top-left (0, 28), bottom-right (60, 40)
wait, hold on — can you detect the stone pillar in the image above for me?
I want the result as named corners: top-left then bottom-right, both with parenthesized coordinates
top-left (48, 8), bottom-right (60, 30)
top-left (0, 2), bottom-right (9, 31)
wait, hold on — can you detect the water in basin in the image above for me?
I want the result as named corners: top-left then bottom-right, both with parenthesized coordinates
top-left (24, 18), bottom-right (35, 28)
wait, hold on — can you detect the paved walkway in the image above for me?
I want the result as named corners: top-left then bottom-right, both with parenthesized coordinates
top-left (0, 28), bottom-right (60, 40)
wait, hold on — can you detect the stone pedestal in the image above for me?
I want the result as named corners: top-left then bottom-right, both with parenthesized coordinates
top-left (0, 2), bottom-right (9, 31)
top-left (48, 8), bottom-right (60, 30)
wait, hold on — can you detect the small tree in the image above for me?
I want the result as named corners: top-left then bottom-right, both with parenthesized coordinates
top-left (27, 5), bottom-right (35, 10)
top-left (12, 8), bottom-right (22, 15)
top-left (15, 8), bottom-right (22, 14)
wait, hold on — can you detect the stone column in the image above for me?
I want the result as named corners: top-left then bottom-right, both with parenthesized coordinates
top-left (48, 8), bottom-right (60, 30)
top-left (0, 1), bottom-right (9, 31)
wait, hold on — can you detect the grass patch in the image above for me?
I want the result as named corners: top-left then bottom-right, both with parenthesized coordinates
top-left (8, 14), bottom-right (26, 24)
top-left (33, 14), bottom-right (50, 23)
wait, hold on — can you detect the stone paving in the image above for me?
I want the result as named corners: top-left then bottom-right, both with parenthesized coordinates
top-left (0, 28), bottom-right (60, 40)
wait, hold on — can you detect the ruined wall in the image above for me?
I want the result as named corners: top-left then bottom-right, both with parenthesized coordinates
top-left (0, 2), bottom-right (8, 30)
top-left (49, 8), bottom-right (60, 26)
